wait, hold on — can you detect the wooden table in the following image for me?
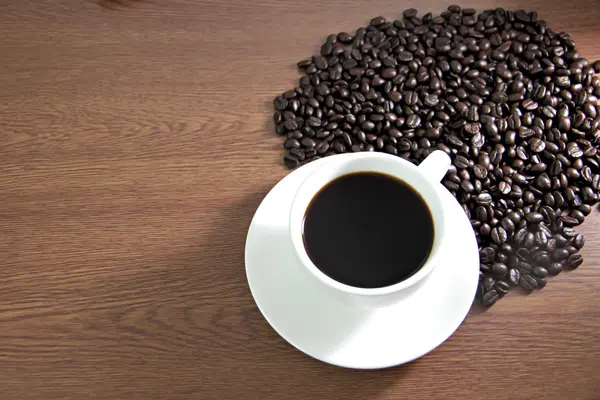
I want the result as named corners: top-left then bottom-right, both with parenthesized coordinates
top-left (1, 1), bottom-right (599, 399)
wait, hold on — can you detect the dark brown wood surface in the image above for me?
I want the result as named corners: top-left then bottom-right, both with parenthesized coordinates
top-left (1, 1), bottom-right (599, 399)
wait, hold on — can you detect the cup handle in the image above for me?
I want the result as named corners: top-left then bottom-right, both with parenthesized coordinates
top-left (418, 150), bottom-right (451, 183)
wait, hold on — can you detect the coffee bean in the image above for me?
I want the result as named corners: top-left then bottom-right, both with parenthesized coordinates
top-left (534, 231), bottom-right (549, 246)
top-left (567, 253), bottom-right (583, 269)
top-left (473, 164), bottom-right (488, 179)
top-left (518, 260), bottom-right (533, 273)
top-left (578, 205), bottom-right (592, 216)
top-left (491, 227), bottom-right (508, 244)
top-left (581, 187), bottom-right (597, 203)
top-left (545, 238), bottom-right (557, 253)
top-left (515, 247), bottom-right (529, 261)
top-left (297, 59), bottom-right (312, 69)
top-left (480, 247), bottom-right (495, 263)
top-left (524, 232), bottom-right (536, 249)
top-left (481, 289), bottom-right (499, 307)
top-left (361, 121), bottom-right (375, 131)
top-left (406, 114), bottom-right (421, 128)
top-left (434, 37), bottom-right (452, 53)
top-left (496, 252), bottom-right (508, 264)
top-left (315, 141), bottom-right (330, 154)
top-left (284, 138), bottom-right (301, 149)
top-left (547, 262), bottom-right (563, 275)
top-left (534, 250), bottom-right (551, 265)
top-left (529, 138), bottom-right (546, 153)
top-left (388, 91), bottom-right (402, 102)
top-left (314, 56), bottom-right (328, 70)
top-left (566, 245), bottom-right (578, 255)
top-left (535, 276), bottom-right (548, 289)
top-left (508, 268), bottom-right (521, 286)
top-left (289, 148), bottom-right (306, 161)
top-left (533, 266), bottom-right (549, 278)
top-left (480, 223), bottom-right (491, 237)
top-left (495, 280), bottom-right (510, 295)
top-left (563, 229), bottom-right (577, 241)
top-left (283, 154), bottom-right (299, 168)
top-left (403, 8), bottom-right (418, 18)
top-left (381, 68), bottom-right (397, 79)
top-left (274, 96), bottom-right (288, 111)
top-left (301, 137), bottom-right (316, 149)
top-left (525, 212), bottom-right (544, 224)
top-left (572, 233), bottom-right (585, 250)
top-left (520, 274), bottom-right (538, 291)
top-left (492, 262), bottom-right (508, 277)
top-left (553, 248), bottom-right (570, 260)
top-left (514, 227), bottom-right (527, 244)
top-left (482, 276), bottom-right (495, 292)
top-left (333, 141), bottom-right (346, 153)
top-left (307, 117), bottom-right (322, 127)
top-left (476, 193), bottom-right (492, 205)
top-left (500, 217), bottom-right (515, 233)
top-left (461, 180), bottom-right (475, 193)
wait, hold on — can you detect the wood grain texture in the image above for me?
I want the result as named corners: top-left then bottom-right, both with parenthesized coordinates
top-left (1, 0), bottom-right (599, 399)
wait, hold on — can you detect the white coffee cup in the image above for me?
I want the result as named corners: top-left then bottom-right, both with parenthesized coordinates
top-left (288, 150), bottom-right (452, 308)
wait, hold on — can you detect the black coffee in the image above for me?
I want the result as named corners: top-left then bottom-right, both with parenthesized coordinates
top-left (302, 172), bottom-right (434, 288)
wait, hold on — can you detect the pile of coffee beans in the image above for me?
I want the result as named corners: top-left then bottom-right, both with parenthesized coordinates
top-left (272, 6), bottom-right (600, 306)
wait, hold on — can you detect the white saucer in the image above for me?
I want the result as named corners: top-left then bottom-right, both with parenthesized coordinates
top-left (245, 154), bottom-right (479, 369)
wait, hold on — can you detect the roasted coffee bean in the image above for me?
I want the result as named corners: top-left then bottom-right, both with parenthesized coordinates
top-left (553, 248), bottom-right (570, 260)
top-left (518, 261), bottom-right (533, 273)
top-left (567, 253), bottom-right (583, 268)
top-left (547, 262), bottom-right (564, 275)
top-left (284, 138), bottom-right (301, 149)
top-left (533, 266), bottom-right (549, 278)
top-left (301, 137), bottom-right (316, 149)
top-left (289, 148), bottom-right (306, 161)
top-left (495, 280), bottom-right (510, 295)
top-left (476, 193), bottom-right (492, 205)
top-left (315, 141), bottom-right (330, 154)
top-left (337, 32), bottom-right (353, 43)
top-left (481, 223), bottom-right (493, 237)
top-left (476, 282), bottom-right (484, 299)
top-left (520, 274), bottom-right (538, 291)
top-left (533, 250), bottom-right (551, 265)
top-left (516, 248), bottom-right (529, 261)
top-left (535, 276), bottom-right (548, 289)
top-left (491, 227), bottom-right (508, 244)
top-left (406, 114), bottom-right (421, 128)
top-left (534, 231), bottom-right (548, 246)
top-left (572, 233), bottom-right (585, 249)
top-left (563, 227), bottom-right (577, 238)
top-left (565, 245), bottom-right (578, 255)
top-left (500, 217), bottom-right (515, 233)
top-left (529, 138), bottom-right (546, 153)
top-left (283, 154), bottom-right (300, 168)
top-left (482, 276), bottom-right (495, 291)
top-left (508, 268), bottom-right (521, 286)
top-left (523, 232), bottom-right (535, 249)
top-left (513, 227), bottom-right (528, 244)
top-left (496, 252), bottom-right (508, 264)
top-left (481, 289), bottom-right (499, 307)
top-left (525, 212), bottom-right (544, 224)
top-left (274, 96), bottom-right (288, 111)
top-left (579, 204), bottom-right (592, 216)
top-left (480, 247), bottom-right (496, 263)
top-left (492, 262), bottom-right (508, 277)
top-left (473, 164), bottom-right (488, 179)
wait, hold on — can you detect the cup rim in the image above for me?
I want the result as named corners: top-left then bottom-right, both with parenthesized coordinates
top-left (288, 152), bottom-right (446, 297)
